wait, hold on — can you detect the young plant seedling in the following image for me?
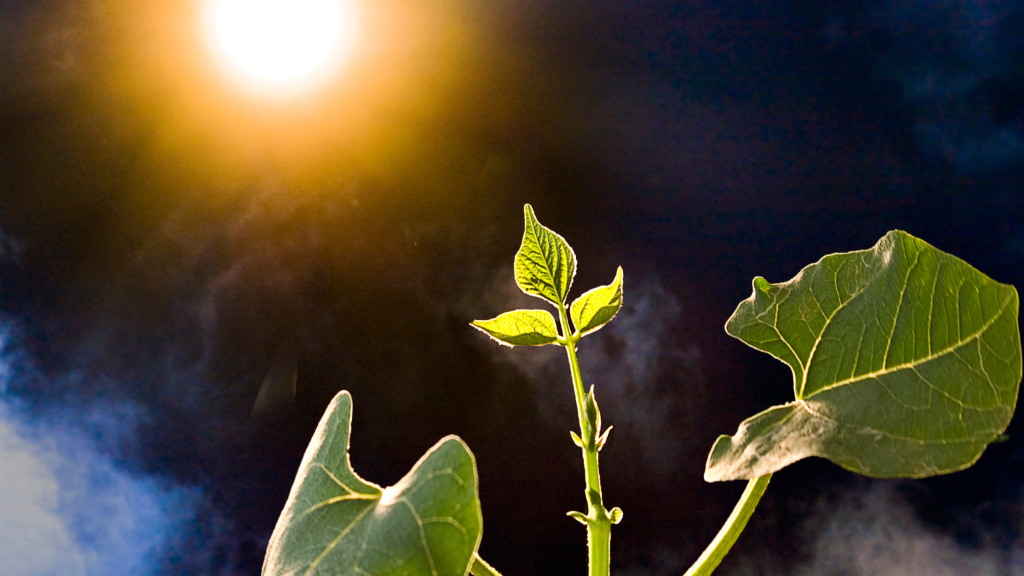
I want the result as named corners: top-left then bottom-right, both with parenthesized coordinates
top-left (470, 205), bottom-right (624, 576)
top-left (262, 206), bottom-right (1021, 576)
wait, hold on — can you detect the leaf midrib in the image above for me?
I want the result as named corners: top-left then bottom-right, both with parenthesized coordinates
top-left (747, 261), bottom-right (876, 392)
top-left (527, 221), bottom-right (565, 301)
top-left (303, 503), bottom-right (376, 576)
top-left (804, 291), bottom-right (1014, 400)
top-left (796, 250), bottom-right (902, 397)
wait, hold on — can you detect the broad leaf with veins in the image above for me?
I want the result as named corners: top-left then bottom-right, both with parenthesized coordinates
top-left (570, 267), bottom-right (623, 337)
top-left (263, 392), bottom-right (482, 576)
top-left (515, 204), bottom-right (576, 306)
top-left (471, 309), bottom-right (560, 346)
top-left (706, 230), bottom-right (1022, 481)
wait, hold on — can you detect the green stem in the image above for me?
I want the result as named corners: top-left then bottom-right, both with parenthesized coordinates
top-left (558, 308), bottom-right (589, 436)
top-left (470, 553), bottom-right (504, 576)
top-left (588, 520), bottom-right (611, 576)
top-left (557, 306), bottom-right (611, 576)
top-left (682, 474), bottom-right (772, 576)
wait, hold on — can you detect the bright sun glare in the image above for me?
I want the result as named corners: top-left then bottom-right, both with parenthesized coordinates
top-left (209, 0), bottom-right (358, 91)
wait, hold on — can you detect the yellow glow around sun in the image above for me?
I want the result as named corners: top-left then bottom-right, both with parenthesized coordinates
top-left (207, 0), bottom-right (358, 93)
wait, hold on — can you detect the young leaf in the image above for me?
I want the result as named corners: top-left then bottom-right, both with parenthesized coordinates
top-left (596, 426), bottom-right (613, 451)
top-left (570, 267), bottom-right (623, 337)
top-left (567, 511), bottom-right (590, 525)
top-left (584, 385), bottom-right (601, 443)
top-left (608, 507), bottom-right (623, 525)
top-left (706, 230), bottom-right (1021, 481)
top-left (471, 309), bottom-right (560, 347)
top-left (515, 204), bottom-right (577, 306)
top-left (263, 391), bottom-right (483, 576)
top-left (570, 430), bottom-right (584, 447)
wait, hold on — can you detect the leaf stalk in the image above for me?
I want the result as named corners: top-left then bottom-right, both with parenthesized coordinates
top-left (682, 474), bottom-right (772, 576)
top-left (471, 553), bottom-right (504, 576)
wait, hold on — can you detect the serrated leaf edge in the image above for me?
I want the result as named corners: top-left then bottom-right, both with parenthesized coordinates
top-left (570, 267), bottom-right (623, 337)
top-left (470, 309), bottom-right (560, 347)
top-left (514, 204), bottom-right (577, 306)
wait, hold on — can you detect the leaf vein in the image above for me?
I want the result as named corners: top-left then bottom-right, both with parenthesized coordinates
top-left (882, 240), bottom-right (920, 369)
top-left (804, 400), bottom-right (996, 444)
top-left (806, 291), bottom-right (1014, 398)
top-left (312, 463), bottom-right (377, 497)
top-left (303, 503), bottom-right (375, 576)
top-left (399, 498), bottom-right (439, 576)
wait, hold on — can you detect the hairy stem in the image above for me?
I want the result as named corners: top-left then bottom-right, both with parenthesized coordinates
top-left (558, 306), bottom-right (611, 576)
top-left (558, 308), bottom-right (589, 436)
top-left (682, 474), bottom-right (772, 576)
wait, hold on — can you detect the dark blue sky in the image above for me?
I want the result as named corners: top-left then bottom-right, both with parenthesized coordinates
top-left (0, 0), bottom-right (1022, 574)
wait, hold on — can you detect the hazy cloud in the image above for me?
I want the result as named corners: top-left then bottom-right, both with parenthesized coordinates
top-left (795, 482), bottom-right (1018, 576)
top-left (0, 329), bottom-right (203, 576)
top-left (873, 0), bottom-right (1024, 174)
top-left (577, 278), bottom-right (703, 475)
top-left (725, 480), bottom-right (1024, 576)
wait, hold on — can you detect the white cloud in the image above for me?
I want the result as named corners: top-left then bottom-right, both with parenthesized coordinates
top-left (0, 412), bottom-right (86, 575)
top-left (0, 378), bottom-right (202, 575)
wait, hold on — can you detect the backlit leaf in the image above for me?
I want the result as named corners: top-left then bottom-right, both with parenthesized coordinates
top-left (471, 309), bottom-right (560, 346)
top-left (706, 231), bottom-right (1021, 481)
top-left (515, 205), bottom-right (576, 306)
top-left (263, 392), bottom-right (483, 576)
top-left (570, 267), bottom-right (623, 337)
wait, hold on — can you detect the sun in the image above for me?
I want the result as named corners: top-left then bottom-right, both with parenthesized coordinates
top-left (206, 0), bottom-right (358, 93)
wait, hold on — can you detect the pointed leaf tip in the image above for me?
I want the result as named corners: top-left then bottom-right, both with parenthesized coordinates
top-left (263, 393), bottom-right (484, 576)
top-left (709, 231), bottom-right (1021, 481)
top-left (584, 385), bottom-right (601, 437)
top-left (570, 431), bottom-right (584, 447)
top-left (515, 204), bottom-right (577, 306)
top-left (596, 426), bottom-right (613, 451)
top-left (570, 267), bottom-right (623, 337)
top-left (567, 511), bottom-right (589, 525)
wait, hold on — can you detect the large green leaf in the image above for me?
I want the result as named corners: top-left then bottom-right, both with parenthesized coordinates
top-left (706, 230), bottom-right (1021, 481)
top-left (264, 392), bottom-right (483, 576)
top-left (570, 267), bottom-right (623, 337)
top-left (471, 309), bottom-right (560, 346)
top-left (515, 204), bottom-right (576, 306)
